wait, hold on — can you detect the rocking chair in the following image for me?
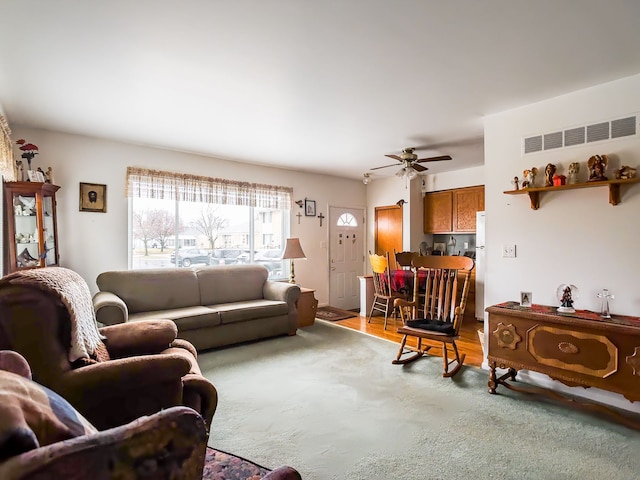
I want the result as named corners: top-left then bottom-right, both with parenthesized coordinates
top-left (392, 255), bottom-right (474, 377)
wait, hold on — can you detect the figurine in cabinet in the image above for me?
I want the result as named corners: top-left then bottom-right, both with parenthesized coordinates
top-left (587, 154), bottom-right (609, 181)
top-left (544, 163), bottom-right (556, 187)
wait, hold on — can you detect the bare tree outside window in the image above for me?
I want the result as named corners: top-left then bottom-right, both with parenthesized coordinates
top-left (133, 209), bottom-right (180, 256)
top-left (191, 205), bottom-right (229, 250)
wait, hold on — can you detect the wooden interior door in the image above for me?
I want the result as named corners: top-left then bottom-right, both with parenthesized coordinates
top-left (374, 205), bottom-right (402, 268)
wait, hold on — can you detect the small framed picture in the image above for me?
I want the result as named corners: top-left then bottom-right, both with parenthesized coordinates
top-left (79, 182), bottom-right (107, 213)
top-left (305, 199), bottom-right (316, 217)
top-left (27, 170), bottom-right (42, 182)
top-left (520, 291), bottom-right (532, 307)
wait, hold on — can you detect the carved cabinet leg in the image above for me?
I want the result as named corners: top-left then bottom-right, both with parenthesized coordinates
top-left (488, 361), bottom-right (497, 394)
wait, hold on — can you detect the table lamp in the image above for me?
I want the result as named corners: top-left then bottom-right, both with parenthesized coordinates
top-left (282, 238), bottom-right (306, 284)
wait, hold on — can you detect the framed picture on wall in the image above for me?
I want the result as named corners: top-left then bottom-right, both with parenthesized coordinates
top-left (79, 182), bottom-right (107, 213)
top-left (305, 199), bottom-right (316, 217)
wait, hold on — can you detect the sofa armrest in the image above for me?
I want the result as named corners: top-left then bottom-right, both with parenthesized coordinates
top-left (99, 320), bottom-right (178, 358)
top-left (0, 406), bottom-right (207, 480)
top-left (263, 281), bottom-right (301, 307)
top-left (93, 291), bottom-right (128, 326)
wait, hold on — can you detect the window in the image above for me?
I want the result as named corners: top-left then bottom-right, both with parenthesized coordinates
top-left (337, 213), bottom-right (358, 227)
top-left (127, 167), bottom-right (292, 278)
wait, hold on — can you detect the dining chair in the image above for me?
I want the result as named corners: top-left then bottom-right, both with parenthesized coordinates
top-left (392, 255), bottom-right (475, 377)
top-left (367, 251), bottom-right (404, 330)
top-left (393, 249), bottom-right (417, 270)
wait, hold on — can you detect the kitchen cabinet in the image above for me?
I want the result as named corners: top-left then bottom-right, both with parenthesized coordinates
top-left (3, 181), bottom-right (60, 274)
top-left (423, 185), bottom-right (484, 234)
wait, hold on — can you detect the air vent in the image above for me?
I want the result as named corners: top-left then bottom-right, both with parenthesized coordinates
top-left (524, 135), bottom-right (542, 154)
top-left (611, 116), bottom-right (636, 138)
top-left (587, 122), bottom-right (609, 143)
top-left (564, 127), bottom-right (585, 146)
top-left (543, 132), bottom-right (563, 150)
top-left (523, 114), bottom-right (637, 155)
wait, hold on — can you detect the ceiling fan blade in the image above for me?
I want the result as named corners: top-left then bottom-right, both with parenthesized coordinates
top-left (411, 163), bottom-right (428, 172)
top-left (370, 163), bottom-right (400, 171)
top-left (384, 155), bottom-right (403, 161)
top-left (416, 155), bottom-right (452, 163)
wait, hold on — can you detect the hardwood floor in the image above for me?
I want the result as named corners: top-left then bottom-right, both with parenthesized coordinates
top-left (327, 311), bottom-right (485, 368)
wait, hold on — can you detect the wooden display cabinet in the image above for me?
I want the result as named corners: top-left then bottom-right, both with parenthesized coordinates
top-left (487, 302), bottom-right (640, 428)
top-left (3, 181), bottom-right (60, 274)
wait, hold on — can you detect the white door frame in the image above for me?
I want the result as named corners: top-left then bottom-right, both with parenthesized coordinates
top-left (328, 205), bottom-right (365, 310)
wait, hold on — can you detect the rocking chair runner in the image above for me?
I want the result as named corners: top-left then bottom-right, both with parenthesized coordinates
top-left (367, 252), bottom-right (405, 330)
top-left (392, 255), bottom-right (474, 377)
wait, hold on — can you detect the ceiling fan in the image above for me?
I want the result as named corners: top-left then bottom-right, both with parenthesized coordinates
top-left (371, 147), bottom-right (452, 174)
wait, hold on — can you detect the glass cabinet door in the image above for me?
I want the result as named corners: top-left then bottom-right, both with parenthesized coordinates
top-left (12, 192), bottom-right (42, 269)
top-left (4, 181), bottom-right (60, 273)
top-left (42, 194), bottom-right (58, 266)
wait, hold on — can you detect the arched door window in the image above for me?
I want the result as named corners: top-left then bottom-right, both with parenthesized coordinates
top-left (337, 213), bottom-right (358, 227)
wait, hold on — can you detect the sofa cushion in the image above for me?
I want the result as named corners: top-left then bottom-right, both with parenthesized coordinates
top-left (129, 306), bottom-right (221, 332)
top-left (212, 300), bottom-right (288, 325)
top-left (196, 265), bottom-right (268, 305)
top-left (0, 370), bottom-right (97, 460)
top-left (97, 268), bottom-right (201, 314)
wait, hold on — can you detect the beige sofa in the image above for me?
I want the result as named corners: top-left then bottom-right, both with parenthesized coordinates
top-left (93, 265), bottom-right (301, 351)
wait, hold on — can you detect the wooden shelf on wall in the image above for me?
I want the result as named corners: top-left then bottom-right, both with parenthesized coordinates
top-left (503, 177), bottom-right (640, 210)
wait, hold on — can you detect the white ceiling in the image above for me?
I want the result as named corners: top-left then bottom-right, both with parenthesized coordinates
top-left (1, 1), bottom-right (640, 181)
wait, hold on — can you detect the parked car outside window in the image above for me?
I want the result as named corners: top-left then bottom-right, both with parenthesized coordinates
top-left (255, 249), bottom-right (284, 277)
top-left (210, 249), bottom-right (246, 265)
top-left (170, 248), bottom-right (211, 267)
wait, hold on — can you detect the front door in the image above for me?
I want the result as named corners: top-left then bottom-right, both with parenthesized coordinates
top-left (329, 206), bottom-right (365, 310)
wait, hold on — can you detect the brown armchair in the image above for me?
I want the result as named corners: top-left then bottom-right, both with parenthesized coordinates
top-left (0, 350), bottom-right (208, 480)
top-left (0, 267), bottom-right (217, 431)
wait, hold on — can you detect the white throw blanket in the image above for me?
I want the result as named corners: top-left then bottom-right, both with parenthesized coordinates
top-left (1, 267), bottom-right (104, 362)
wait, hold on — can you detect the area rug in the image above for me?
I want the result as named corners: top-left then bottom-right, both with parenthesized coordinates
top-left (199, 321), bottom-right (640, 480)
top-left (314, 305), bottom-right (357, 321)
top-left (202, 447), bottom-right (270, 479)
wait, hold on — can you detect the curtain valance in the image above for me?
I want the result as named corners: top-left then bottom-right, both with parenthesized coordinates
top-left (126, 167), bottom-right (292, 210)
top-left (0, 114), bottom-right (16, 181)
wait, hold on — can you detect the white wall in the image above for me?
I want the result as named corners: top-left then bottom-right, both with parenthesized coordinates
top-left (9, 127), bottom-right (367, 304)
top-left (484, 73), bottom-right (640, 413)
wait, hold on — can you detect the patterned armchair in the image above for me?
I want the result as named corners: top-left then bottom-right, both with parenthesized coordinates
top-left (0, 267), bottom-right (217, 431)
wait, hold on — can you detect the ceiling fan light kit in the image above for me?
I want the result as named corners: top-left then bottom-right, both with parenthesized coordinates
top-left (362, 173), bottom-right (371, 185)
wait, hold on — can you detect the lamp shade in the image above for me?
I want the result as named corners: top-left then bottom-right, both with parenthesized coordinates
top-left (282, 238), bottom-right (306, 260)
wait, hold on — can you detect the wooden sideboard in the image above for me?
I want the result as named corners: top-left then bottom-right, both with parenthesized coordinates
top-left (487, 302), bottom-right (640, 427)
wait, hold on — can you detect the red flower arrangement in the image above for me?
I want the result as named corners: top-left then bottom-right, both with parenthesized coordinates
top-left (16, 139), bottom-right (39, 169)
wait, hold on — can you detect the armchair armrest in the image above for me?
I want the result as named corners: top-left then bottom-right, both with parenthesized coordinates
top-left (263, 281), bottom-right (301, 307)
top-left (0, 406), bottom-right (207, 480)
top-left (100, 320), bottom-right (178, 358)
top-left (92, 291), bottom-right (128, 326)
top-left (263, 466), bottom-right (303, 480)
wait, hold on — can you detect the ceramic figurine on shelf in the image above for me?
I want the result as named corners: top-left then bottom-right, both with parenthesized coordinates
top-left (568, 162), bottom-right (580, 184)
top-left (544, 163), bottom-right (556, 187)
top-left (614, 165), bottom-right (636, 180)
top-left (522, 167), bottom-right (538, 188)
top-left (511, 176), bottom-right (520, 190)
top-left (587, 154), bottom-right (609, 181)
top-left (45, 166), bottom-right (54, 184)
